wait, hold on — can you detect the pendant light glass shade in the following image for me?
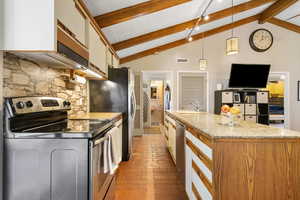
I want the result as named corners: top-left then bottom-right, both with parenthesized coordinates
top-left (199, 59), bottom-right (208, 70)
top-left (226, 37), bottom-right (239, 55)
top-left (226, 0), bottom-right (239, 56)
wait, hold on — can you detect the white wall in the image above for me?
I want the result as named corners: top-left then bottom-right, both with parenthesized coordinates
top-left (123, 22), bottom-right (300, 131)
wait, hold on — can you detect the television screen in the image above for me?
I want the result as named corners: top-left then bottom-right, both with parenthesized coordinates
top-left (229, 64), bottom-right (271, 88)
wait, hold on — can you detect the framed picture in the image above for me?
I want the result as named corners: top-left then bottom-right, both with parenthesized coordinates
top-left (298, 81), bottom-right (300, 101)
top-left (151, 87), bottom-right (158, 99)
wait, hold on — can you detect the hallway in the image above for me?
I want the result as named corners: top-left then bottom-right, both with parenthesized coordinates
top-left (115, 134), bottom-right (188, 200)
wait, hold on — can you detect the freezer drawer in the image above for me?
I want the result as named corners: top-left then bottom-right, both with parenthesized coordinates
top-left (4, 139), bottom-right (88, 200)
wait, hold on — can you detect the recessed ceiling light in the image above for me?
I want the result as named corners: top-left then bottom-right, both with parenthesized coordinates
top-left (188, 37), bottom-right (193, 42)
top-left (204, 15), bottom-right (210, 21)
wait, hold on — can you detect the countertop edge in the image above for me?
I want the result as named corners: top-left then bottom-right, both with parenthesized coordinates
top-left (166, 111), bottom-right (300, 140)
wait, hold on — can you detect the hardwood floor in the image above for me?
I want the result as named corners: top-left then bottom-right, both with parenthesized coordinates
top-left (115, 133), bottom-right (188, 200)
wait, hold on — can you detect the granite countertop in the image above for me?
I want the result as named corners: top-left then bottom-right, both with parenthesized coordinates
top-left (69, 112), bottom-right (122, 120)
top-left (167, 111), bottom-right (300, 139)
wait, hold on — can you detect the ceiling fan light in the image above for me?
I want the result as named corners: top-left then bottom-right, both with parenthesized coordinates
top-left (226, 37), bottom-right (239, 55)
top-left (199, 59), bottom-right (208, 70)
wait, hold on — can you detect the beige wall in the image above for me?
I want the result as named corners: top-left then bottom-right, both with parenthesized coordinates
top-left (123, 22), bottom-right (300, 131)
top-left (3, 53), bottom-right (88, 116)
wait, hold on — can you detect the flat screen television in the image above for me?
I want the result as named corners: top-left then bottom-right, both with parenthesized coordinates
top-left (229, 64), bottom-right (271, 88)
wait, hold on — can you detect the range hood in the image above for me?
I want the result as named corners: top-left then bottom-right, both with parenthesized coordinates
top-left (12, 42), bottom-right (104, 80)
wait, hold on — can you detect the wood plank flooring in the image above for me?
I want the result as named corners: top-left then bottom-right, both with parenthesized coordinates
top-left (115, 133), bottom-right (188, 200)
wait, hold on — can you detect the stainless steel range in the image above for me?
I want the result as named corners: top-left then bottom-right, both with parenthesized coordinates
top-left (3, 96), bottom-right (118, 200)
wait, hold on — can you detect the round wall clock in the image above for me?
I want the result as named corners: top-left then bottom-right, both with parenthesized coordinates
top-left (249, 29), bottom-right (273, 52)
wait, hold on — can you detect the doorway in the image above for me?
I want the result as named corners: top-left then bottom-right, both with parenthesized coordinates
top-left (141, 71), bottom-right (173, 133)
top-left (267, 72), bottom-right (290, 129)
top-left (177, 71), bottom-right (209, 111)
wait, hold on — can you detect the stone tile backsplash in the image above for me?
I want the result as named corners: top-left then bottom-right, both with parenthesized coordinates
top-left (3, 53), bottom-right (88, 115)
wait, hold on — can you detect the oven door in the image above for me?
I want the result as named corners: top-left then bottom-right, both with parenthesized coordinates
top-left (90, 134), bottom-right (114, 200)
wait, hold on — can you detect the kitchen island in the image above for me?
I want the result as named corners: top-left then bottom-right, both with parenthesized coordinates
top-left (166, 111), bottom-right (300, 200)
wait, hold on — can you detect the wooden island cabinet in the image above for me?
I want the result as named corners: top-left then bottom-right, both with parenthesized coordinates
top-left (166, 111), bottom-right (300, 200)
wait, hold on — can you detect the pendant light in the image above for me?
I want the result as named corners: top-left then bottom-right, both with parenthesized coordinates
top-left (199, 23), bottom-right (208, 71)
top-left (226, 0), bottom-right (239, 55)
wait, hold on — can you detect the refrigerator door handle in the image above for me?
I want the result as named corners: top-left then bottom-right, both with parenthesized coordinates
top-left (132, 91), bottom-right (137, 120)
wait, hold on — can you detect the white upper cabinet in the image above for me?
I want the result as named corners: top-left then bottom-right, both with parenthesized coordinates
top-left (113, 55), bottom-right (120, 68)
top-left (55, 0), bottom-right (88, 47)
top-left (89, 23), bottom-right (107, 73)
top-left (3, 0), bottom-right (56, 50)
top-left (106, 48), bottom-right (113, 68)
top-left (3, 0), bottom-right (89, 51)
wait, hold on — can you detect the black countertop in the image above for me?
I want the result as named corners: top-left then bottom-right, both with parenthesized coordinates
top-left (5, 119), bottom-right (116, 139)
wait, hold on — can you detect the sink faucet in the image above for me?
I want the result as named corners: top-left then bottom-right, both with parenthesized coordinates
top-left (190, 101), bottom-right (202, 112)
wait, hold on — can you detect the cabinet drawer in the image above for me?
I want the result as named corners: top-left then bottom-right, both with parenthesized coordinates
top-left (233, 104), bottom-right (244, 114)
top-left (257, 92), bottom-right (269, 104)
top-left (186, 131), bottom-right (212, 160)
top-left (192, 168), bottom-right (213, 200)
top-left (245, 104), bottom-right (257, 115)
top-left (245, 115), bottom-right (257, 123)
top-left (222, 92), bottom-right (233, 103)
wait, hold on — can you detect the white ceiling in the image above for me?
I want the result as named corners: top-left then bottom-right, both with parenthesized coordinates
top-left (84, 0), bottom-right (300, 59)
top-left (84, 0), bottom-right (149, 16)
top-left (275, 1), bottom-right (300, 26)
top-left (117, 3), bottom-right (272, 58)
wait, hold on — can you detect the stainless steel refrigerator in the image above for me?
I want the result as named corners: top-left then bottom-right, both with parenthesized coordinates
top-left (89, 67), bottom-right (136, 161)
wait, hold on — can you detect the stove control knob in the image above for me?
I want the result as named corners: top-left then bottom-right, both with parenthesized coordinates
top-left (26, 101), bottom-right (33, 108)
top-left (16, 102), bottom-right (25, 109)
top-left (63, 101), bottom-right (71, 107)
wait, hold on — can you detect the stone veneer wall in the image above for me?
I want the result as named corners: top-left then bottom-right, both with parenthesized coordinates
top-left (3, 53), bottom-right (88, 115)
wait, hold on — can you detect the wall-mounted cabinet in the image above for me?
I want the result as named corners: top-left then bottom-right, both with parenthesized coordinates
top-left (106, 48), bottom-right (113, 68)
top-left (88, 23), bottom-right (107, 76)
top-left (113, 55), bottom-right (120, 68)
top-left (2, 0), bottom-right (118, 80)
top-left (55, 0), bottom-right (88, 47)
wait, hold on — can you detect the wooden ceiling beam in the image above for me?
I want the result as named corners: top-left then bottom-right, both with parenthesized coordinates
top-left (94, 0), bottom-right (192, 28)
top-left (113, 0), bottom-right (274, 51)
top-left (267, 17), bottom-right (300, 33)
top-left (259, 0), bottom-right (299, 24)
top-left (120, 15), bottom-right (259, 64)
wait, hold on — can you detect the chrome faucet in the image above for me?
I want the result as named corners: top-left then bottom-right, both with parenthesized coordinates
top-left (190, 101), bottom-right (202, 112)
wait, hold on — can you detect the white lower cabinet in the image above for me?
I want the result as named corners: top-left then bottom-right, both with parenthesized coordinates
top-left (185, 146), bottom-right (193, 199)
top-left (166, 115), bottom-right (176, 163)
top-left (185, 131), bottom-right (213, 200)
top-left (115, 119), bottom-right (123, 159)
top-left (168, 122), bottom-right (176, 163)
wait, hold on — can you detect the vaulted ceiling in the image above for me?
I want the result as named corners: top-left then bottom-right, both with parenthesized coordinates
top-left (84, 0), bottom-right (300, 63)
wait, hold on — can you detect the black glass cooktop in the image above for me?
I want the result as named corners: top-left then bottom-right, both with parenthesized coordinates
top-left (20, 119), bottom-right (112, 135)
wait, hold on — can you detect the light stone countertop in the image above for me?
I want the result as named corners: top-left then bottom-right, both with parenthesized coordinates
top-left (167, 111), bottom-right (300, 139)
top-left (69, 112), bottom-right (122, 120)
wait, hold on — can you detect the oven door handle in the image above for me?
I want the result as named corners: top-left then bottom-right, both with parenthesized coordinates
top-left (94, 136), bottom-right (108, 146)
